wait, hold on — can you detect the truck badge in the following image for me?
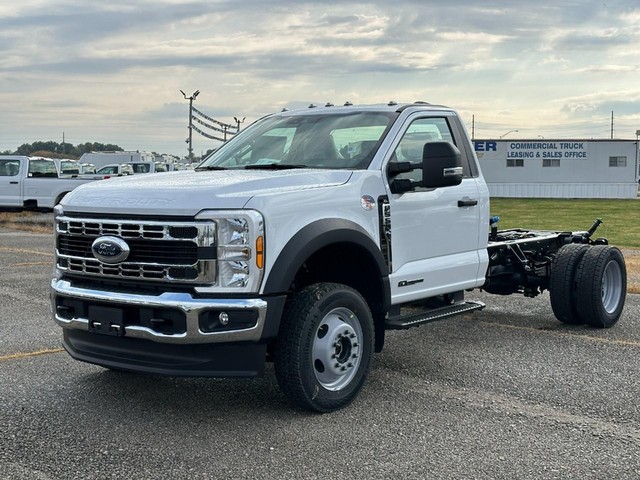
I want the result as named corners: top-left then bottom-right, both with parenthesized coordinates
top-left (91, 236), bottom-right (130, 264)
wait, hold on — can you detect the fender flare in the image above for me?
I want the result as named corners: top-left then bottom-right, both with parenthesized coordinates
top-left (263, 218), bottom-right (389, 301)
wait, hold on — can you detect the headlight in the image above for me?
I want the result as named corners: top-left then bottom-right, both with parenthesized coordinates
top-left (195, 210), bottom-right (265, 293)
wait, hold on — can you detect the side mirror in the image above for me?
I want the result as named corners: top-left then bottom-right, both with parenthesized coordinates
top-left (387, 161), bottom-right (420, 194)
top-left (421, 142), bottom-right (463, 189)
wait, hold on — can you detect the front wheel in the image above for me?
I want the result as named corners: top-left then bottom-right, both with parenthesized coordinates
top-left (274, 283), bottom-right (374, 412)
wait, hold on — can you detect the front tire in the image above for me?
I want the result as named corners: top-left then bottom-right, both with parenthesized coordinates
top-left (576, 245), bottom-right (626, 328)
top-left (274, 283), bottom-right (374, 412)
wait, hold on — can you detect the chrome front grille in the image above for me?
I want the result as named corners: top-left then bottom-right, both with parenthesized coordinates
top-left (55, 216), bottom-right (216, 284)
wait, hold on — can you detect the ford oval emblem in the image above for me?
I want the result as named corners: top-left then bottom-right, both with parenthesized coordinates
top-left (91, 236), bottom-right (130, 264)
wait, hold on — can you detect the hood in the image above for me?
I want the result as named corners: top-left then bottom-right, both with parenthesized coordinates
top-left (61, 169), bottom-right (352, 216)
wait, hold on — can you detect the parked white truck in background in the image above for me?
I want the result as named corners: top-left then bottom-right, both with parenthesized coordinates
top-left (94, 164), bottom-right (135, 178)
top-left (51, 102), bottom-right (627, 412)
top-left (79, 151), bottom-right (155, 170)
top-left (0, 156), bottom-right (99, 209)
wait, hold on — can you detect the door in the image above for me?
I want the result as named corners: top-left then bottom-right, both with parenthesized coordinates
top-left (0, 158), bottom-right (22, 207)
top-left (385, 115), bottom-right (484, 304)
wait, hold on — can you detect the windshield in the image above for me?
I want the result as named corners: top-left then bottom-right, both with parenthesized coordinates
top-left (198, 111), bottom-right (396, 170)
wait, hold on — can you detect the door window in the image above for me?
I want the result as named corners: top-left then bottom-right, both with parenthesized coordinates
top-left (0, 160), bottom-right (20, 176)
top-left (389, 117), bottom-right (459, 186)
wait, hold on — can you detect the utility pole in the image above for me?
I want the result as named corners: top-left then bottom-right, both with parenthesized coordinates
top-left (180, 89), bottom-right (200, 162)
top-left (611, 111), bottom-right (614, 139)
top-left (471, 115), bottom-right (475, 140)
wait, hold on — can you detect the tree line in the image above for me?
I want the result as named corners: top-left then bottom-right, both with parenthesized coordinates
top-left (1, 141), bottom-right (124, 159)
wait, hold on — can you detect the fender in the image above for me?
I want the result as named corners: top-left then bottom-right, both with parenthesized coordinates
top-left (263, 218), bottom-right (390, 308)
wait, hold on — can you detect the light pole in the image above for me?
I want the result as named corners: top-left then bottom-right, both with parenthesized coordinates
top-left (180, 89), bottom-right (200, 162)
top-left (635, 129), bottom-right (640, 182)
top-left (234, 116), bottom-right (246, 133)
top-left (500, 129), bottom-right (518, 139)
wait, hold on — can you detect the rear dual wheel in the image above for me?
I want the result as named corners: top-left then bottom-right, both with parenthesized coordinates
top-left (550, 244), bottom-right (626, 328)
top-left (575, 245), bottom-right (626, 328)
top-left (550, 244), bottom-right (589, 325)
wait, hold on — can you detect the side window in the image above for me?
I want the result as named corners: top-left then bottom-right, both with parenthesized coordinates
top-left (389, 117), bottom-right (457, 185)
top-left (28, 159), bottom-right (58, 177)
top-left (0, 160), bottom-right (20, 176)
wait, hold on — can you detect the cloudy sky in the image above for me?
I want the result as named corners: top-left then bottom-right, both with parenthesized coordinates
top-left (1, 0), bottom-right (639, 157)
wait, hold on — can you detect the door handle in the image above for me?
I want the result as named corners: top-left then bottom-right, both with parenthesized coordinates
top-left (458, 198), bottom-right (478, 207)
top-left (10, 181), bottom-right (19, 184)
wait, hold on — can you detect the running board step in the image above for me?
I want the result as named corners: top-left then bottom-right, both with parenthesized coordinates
top-left (385, 301), bottom-right (486, 330)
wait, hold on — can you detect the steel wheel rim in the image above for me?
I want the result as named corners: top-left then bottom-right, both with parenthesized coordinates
top-left (312, 307), bottom-right (362, 391)
top-left (602, 260), bottom-right (623, 314)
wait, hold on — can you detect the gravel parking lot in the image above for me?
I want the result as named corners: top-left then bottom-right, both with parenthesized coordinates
top-left (1, 226), bottom-right (640, 479)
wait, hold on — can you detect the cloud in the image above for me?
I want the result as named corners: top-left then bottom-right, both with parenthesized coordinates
top-left (2, 0), bottom-right (640, 154)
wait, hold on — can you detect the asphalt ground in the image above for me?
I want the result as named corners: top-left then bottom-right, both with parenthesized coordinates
top-left (1, 227), bottom-right (640, 479)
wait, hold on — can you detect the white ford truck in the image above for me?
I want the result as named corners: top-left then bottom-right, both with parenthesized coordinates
top-left (51, 102), bottom-right (627, 412)
top-left (0, 156), bottom-right (99, 210)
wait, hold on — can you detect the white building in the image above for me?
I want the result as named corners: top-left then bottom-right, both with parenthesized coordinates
top-left (473, 139), bottom-right (638, 198)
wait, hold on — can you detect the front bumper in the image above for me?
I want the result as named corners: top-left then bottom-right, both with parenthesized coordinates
top-left (51, 279), bottom-right (279, 344)
top-left (51, 279), bottom-right (287, 376)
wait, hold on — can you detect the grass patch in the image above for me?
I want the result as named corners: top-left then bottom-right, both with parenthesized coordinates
top-left (627, 256), bottom-right (640, 294)
top-left (490, 198), bottom-right (640, 293)
top-left (489, 198), bottom-right (640, 249)
top-left (0, 211), bottom-right (53, 234)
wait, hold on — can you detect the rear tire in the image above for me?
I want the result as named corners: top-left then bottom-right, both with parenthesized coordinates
top-left (274, 283), bottom-right (374, 412)
top-left (549, 243), bottom-right (589, 325)
top-left (575, 245), bottom-right (626, 328)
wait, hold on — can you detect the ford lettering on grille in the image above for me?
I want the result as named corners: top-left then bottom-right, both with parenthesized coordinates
top-left (91, 236), bottom-right (130, 264)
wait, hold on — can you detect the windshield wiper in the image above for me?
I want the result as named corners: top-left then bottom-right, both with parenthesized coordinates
top-left (195, 165), bottom-right (227, 171)
top-left (244, 163), bottom-right (309, 170)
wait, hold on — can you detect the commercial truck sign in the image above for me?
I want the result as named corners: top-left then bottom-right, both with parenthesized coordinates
top-left (506, 142), bottom-right (588, 159)
top-left (474, 141), bottom-right (589, 160)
